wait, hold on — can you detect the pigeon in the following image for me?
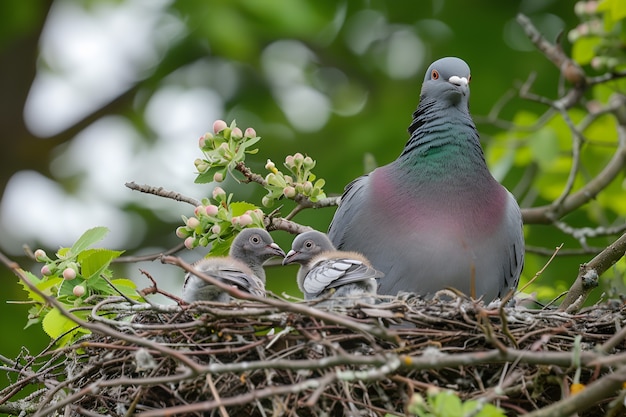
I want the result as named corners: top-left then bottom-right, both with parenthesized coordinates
top-left (328, 57), bottom-right (524, 302)
top-left (182, 228), bottom-right (285, 303)
top-left (282, 230), bottom-right (383, 305)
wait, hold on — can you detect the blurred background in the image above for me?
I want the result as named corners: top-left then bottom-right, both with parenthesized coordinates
top-left (3, 0), bottom-right (624, 394)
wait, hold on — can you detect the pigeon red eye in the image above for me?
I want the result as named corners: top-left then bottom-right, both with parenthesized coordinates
top-left (431, 70), bottom-right (439, 80)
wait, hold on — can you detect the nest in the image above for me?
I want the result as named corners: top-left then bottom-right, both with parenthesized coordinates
top-left (3, 293), bottom-right (626, 417)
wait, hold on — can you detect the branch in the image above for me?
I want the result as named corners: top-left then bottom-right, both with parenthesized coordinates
top-left (524, 365), bottom-right (626, 417)
top-left (516, 13), bottom-right (587, 91)
top-left (559, 231), bottom-right (626, 312)
top-left (124, 181), bottom-right (201, 206)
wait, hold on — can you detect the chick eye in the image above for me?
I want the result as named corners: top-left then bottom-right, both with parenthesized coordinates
top-left (431, 69), bottom-right (439, 80)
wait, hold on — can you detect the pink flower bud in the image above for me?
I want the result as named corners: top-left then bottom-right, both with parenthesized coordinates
top-left (231, 127), bottom-right (243, 139)
top-left (283, 186), bottom-right (296, 198)
top-left (194, 206), bottom-right (205, 217)
top-left (244, 127), bottom-right (257, 138)
top-left (184, 237), bottom-right (196, 249)
top-left (34, 249), bottom-right (47, 262)
top-left (213, 172), bottom-right (224, 182)
top-left (205, 204), bottom-right (219, 216)
top-left (63, 268), bottom-right (77, 280)
top-left (212, 186), bottom-right (226, 199)
top-left (175, 227), bottom-right (188, 238)
top-left (303, 156), bottom-right (315, 169)
top-left (213, 120), bottom-right (228, 134)
top-left (73, 285), bottom-right (86, 297)
top-left (238, 214), bottom-right (253, 226)
top-left (284, 155), bottom-right (295, 167)
top-left (211, 225), bottom-right (221, 234)
top-left (186, 217), bottom-right (200, 229)
top-left (41, 265), bottom-right (53, 276)
top-left (293, 153), bottom-right (304, 164)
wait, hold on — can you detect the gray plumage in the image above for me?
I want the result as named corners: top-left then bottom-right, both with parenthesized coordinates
top-left (283, 231), bottom-right (382, 305)
top-left (328, 57), bottom-right (524, 301)
top-left (182, 228), bottom-right (285, 303)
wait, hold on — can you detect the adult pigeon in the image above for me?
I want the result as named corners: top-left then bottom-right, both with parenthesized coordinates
top-left (328, 57), bottom-right (524, 302)
top-left (283, 230), bottom-right (383, 305)
top-left (182, 228), bottom-right (285, 303)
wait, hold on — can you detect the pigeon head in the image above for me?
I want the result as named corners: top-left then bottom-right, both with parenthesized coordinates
top-left (421, 57), bottom-right (471, 107)
top-left (230, 228), bottom-right (285, 270)
top-left (282, 230), bottom-right (335, 266)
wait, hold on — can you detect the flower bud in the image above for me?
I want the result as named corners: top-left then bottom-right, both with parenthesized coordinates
top-left (213, 120), bottom-right (228, 134)
top-left (211, 224), bottom-right (221, 235)
top-left (205, 204), bottom-right (219, 216)
top-left (212, 186), bottom-right (226, 200)
top-left (231, 127), bottom-right (243, 140)
top-left (41, 265), bottom-right (53, 276)
top-left (73, 285), bottom-right (86, 297)
top-left (244, 127), bottom-right (257, 138)
top-left (261, 196), bottom-right (273, 207)
top-left (293, 153), bottom-right (304, 165)
top-left (198, 136), bottom-right (206, 148)
top-left (216, 142), bottom-right (229, 157)
top-left (238, 214), bottom-right (253, 226)
top-left (283, 186), bottom-right (296, 198)
top-left (194, 158), bottom-right (209, 173)
top-left (63, 267), bottom-right (77, 280)
top-left (194, 206), bottom-right (205, 217)
top-left (303, 181), bottom-right (313, 194)
top-left (184, 237), bottom-right (196, 249)
top-left (176, 227), bottom-right (189, 238)
top-left (284, 155), bottom-right (295, 168)
top-left (248, 209), bottom-right (264, 224)
top-left (186, 217), bottom-right (200, 229)
top-left (265, 159), bottom-right (276, 172)
top-left (34, 249), bottom-right (47, 262)
top-left (213, 172), bottom-right (224, 182)
top-left (303, 156), bottom-right (315, 169)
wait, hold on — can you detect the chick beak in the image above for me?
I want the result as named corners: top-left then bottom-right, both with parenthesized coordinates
top-left (282, 249), bottom-right (297, 266)
top-left (268, 242), bottom-right (286, 258)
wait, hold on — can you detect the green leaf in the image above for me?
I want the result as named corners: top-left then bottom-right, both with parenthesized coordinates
top-left (69, 226), bottom-right (110, 256)
top-left (58, 277), bottom-right (82, 297)
top-left (42, 307), bottom-right (80, 339)
top-left (431, 391), bottom-right (462, 417)
top-left (78, 248), bottom-right (124, 280)
top-left (195, 166), bottom-right (225, 184)
top-left (209, 235), bottom-right (234, 256)
top-left (230, 201), bottom-right (259, 216)
top-left (16, 271), bottom-right (43, 302)
top-left (572, 36), bottom-right (602, 65)
top-left (110, 279), bottom-right (143, 300)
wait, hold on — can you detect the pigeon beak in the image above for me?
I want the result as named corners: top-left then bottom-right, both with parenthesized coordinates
top-left (282, 249), bottom-right (297, 266)
top-left (268, 242), bottom-right (286, 258)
